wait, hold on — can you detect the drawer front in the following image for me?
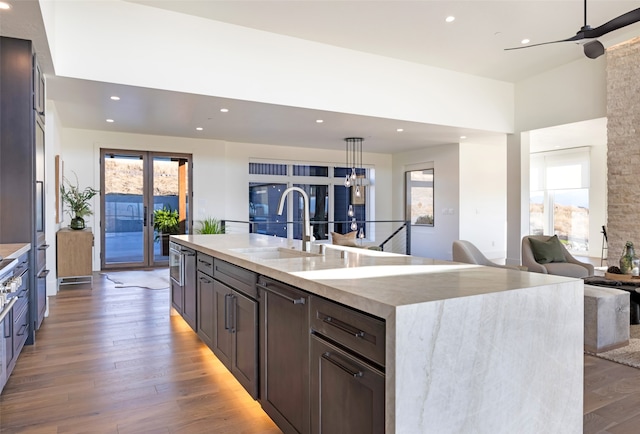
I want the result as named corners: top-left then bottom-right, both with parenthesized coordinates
top-left (310, 296), bottom-right (385, 367)
top-left (13, 253), bottom-right (29, 279)
top-left (196, 252), bottom-right (214, 277)
top-left (11, 274), bottom-right (29, 318)
top-left (215, 260), bottom-right (257, 299)
top-left (13, 302), bottom-right (29, 355)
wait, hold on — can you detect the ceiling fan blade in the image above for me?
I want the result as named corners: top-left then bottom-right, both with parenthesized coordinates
top-left (504, 37), bottom-right (579, 51)
top-left (582, 7), bottom-right (640, 38)
top-left (505, 6), bottom-right (640, 52)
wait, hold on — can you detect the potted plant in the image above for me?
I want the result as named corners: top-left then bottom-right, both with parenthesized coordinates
top-left (153, 206), bottom-right (179, 255)
top-left (195, 217), bottom-right (225, 234)
top-left (60, 173), bottom-right (99, 230)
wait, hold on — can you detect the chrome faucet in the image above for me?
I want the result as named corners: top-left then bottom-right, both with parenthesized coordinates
top-left (277, 186), bottom-right (313, 252)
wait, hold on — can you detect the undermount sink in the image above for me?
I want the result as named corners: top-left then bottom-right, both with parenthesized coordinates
top-left (229, 246), bottom-right (320, 260)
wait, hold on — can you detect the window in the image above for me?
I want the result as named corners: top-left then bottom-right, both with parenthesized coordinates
top-left (530, 148), bottom-right (590, 253)
top-left (249, 161), bottom-right (373, 241)
top-left (405, 168), bottom-right (434, 226)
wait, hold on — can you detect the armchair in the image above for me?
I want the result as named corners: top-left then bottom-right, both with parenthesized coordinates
top-left (452, 240), bottom-right (523, 270)
top-left (522, 235), bottom-right (594, 278)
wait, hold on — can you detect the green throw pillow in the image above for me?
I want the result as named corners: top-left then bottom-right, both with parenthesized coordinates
top-left (528, 235), bottom-right (566, 264)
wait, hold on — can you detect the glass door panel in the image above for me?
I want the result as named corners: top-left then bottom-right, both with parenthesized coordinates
top-left (294, 184), bottom-right (328, 240)
top-left (103, 152), bottom-right (146, 267)
top-left (102, 150), bottom-right (192, 269)
top-left (249, 183), bottom-right (287, 237)
top-left (152, 156), bottom-right (191, 263)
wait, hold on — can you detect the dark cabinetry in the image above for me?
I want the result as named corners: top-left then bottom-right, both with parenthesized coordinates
top-left (258, 276), bottom-right (310, 434)
top-left (310, 296), bottom-right (385, 434)
top-left (0, 37), bottom-right (47, 340)
top-left (1, 251), bottom-right (30, 393)
top-left (195, 252), bottom-right (259, 398)
top-left (182, 248), bottom-right (196, 330)
top-left (212, 259), bottom-right (259, 399)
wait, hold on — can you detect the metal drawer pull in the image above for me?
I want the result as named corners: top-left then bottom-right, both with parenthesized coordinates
top-left (38, 269), bottom-right (50, 279)
top-left (322, 352), bottom-right (363, 378)
top-left (198, 259), bottom-right (212, 266)
top-left (323, 316), bottom-right (365, 338)
top-left (38, 244), bottom-right (50, 250)
top-left (17, 324), bottom-right (27, 336)
top-left (199, 277), bottom-right (211, 284)
top-left (224, 294), bottom-right (231, 330)
top-left (257, 282), bottom-right (305, 305)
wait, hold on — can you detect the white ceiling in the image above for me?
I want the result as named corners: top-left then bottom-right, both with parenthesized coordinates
top-left (2, 0), bottom-right (636, 153)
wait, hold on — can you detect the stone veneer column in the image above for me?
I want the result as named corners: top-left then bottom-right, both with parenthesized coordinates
top-left (606, 37), bottom-right (640, 265)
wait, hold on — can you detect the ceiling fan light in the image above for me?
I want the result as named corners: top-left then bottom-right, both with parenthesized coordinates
top-left (584, 40), bottom-right (605, 59)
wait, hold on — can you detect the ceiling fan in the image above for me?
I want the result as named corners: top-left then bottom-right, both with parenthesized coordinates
top-left (505, 0), bottom-right (640, 59)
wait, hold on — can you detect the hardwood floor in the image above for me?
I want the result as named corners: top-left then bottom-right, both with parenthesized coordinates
top-left (3, 271), bottom-right (640, 433)
top-left (0, 272), bottom-right (281, 433)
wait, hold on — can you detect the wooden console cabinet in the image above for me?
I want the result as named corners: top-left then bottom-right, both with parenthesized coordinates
top-left (57, 228), bottom-right (93, 285)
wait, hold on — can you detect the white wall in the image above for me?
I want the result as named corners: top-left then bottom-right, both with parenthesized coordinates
top-left (392, 144), bottom-right (460, 260)
top-left (45, 101), bottom-right (64, 296)
top-left (60, 127), bottom-right (393, 271)
top-left (46, 0), bottom-right (514, 134)
top-left (459, 140), bottom-right (508, 261)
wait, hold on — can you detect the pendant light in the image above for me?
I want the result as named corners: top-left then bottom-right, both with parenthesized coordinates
top-left (344, 137), bottom-right (365, 233)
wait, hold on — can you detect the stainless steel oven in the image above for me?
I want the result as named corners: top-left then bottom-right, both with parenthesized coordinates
top-left (169, 241), bottom-right (184, 286)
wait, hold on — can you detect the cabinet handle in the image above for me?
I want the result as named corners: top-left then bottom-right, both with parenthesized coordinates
top-left (321, 352), bottom-right (363, 378)
top-left (3, 321), bottom-right (11, 338)
top-left (198, 259), bottom-right (212, 267)
top-left (17, 323), bottom-right (28, 337)
top-left (18, 289), bottom-right (28, 298)
top-left (256, 282), bottom-right (305, 305)
top-left (38, 244), bottom-right (50, 250)
top-left (322, 315), bottom-right (365, 338)
top-left (224, 294), bottom-right (231, 330)
top-left (38, 269), bottom-right (50, 279)
top-left (230, 294), bottom-right (236, 334)
top-left (199, 276), bottom-right (211, 284)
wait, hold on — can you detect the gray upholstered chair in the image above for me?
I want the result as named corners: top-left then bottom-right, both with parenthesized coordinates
top-left (522, 235), bottom-right (594, 278)
top-left (452, 240), bottom-right (523, 270)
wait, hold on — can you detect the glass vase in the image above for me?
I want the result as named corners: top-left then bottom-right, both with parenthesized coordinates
top-left (620, 241), bottom-right (636, 275)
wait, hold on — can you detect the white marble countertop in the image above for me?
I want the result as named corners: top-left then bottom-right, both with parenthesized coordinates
top-left (172, 233), bottom-right (574, 319)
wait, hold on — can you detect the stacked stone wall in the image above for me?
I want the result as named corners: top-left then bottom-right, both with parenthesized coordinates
top-left (606, 37), bottom-right (640, 265)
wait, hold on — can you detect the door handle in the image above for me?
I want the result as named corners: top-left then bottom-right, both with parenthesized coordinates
top-left (143, 206), bottom-right (148, 227)
top-left (321, 352), bottom-right (363, 378)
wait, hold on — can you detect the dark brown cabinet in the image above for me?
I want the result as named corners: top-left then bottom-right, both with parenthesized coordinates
top-left (211, 261), bottom-right (259, 399)
top-left (182, 248), bottom-right (197, 330)
top-left (310, 336), bottom-right (385, 434)
top-left (196, 271), bottom-right (215, 348)
top-left (258, 276), bottom-right (310, 434)
top-left (0, 36), bottom-right (47, 340)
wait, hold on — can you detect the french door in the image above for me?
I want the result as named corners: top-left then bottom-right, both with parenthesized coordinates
top-left (100, 149), bottom-right (192, 269)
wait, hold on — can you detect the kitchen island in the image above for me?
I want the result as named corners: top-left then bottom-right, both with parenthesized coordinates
top-left (172, 233), bottom-right (583, 434)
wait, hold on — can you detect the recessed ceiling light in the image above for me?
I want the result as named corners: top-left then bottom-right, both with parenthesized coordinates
top-left (220, 108), bottom-right (229, 113)
top-left (196, 127), bottom-right (203, 131)
top-left (460, 135), bottom-right (467, 139)
top-left (521, 38), bottom-right (530, 45)
top-left (110, 96), bottom-right (120, 101)
top-left (106, 119), bottom-right (114, 123)
top-left (445, 16), bottom-right (455, 23)
top-left (396, 128), bottom-right (404, 132)
top-left (0, 2), bottom-right (11, 10)
top-left (316, 119), bottom-right (324, 123)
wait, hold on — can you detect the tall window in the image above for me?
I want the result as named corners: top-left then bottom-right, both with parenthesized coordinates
top-left (530, 148), bottom-right (590, 253)
top-left (405, 168), bottom-right (434, 226)
top-left (248, 161), bottom-right (372, 240)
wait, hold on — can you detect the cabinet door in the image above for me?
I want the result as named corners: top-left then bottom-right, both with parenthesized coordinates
top-left (196, 271), bottom-right (215, 348)
top-left (231, 290), bottom-right (258, 399)
top-left (212, 280), bottom-right (232, 367)
top-left (259, 278), bottom-right (310, 434)
top-left (310, 335), bottom-right (385, 434)
top-left (171, 279), bottom-right (183, 313)
top-left (182, 251), bottom-right (197, 330)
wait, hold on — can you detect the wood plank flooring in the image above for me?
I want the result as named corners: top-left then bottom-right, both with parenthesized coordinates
top-left (0, 272), bottom-right (281, 433)
top-left (3, 270), bottom-right (640, 433)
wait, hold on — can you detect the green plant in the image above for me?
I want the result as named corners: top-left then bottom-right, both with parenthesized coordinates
top-left (60, 173), bottom-right (99, 220)
top-left (195, 217), bottom-right (225, 234)
top-left (153, 206), bottom-right (179, 240)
